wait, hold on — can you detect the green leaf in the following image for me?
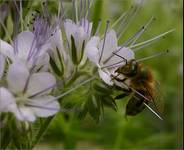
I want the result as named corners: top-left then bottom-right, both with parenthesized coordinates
top-left (114, 93), bottom-right (129, 100)
top-left (102, 96), bottom-right (117, 111)
top-left (93, 82), bottom-right (113, 95)
top-left (50, 56), bottom-right (63, 77)
top-left (92, 0), bottom-right (103, 35)
top-left (78, 40), bottom-right (86, 63)
top-left (71, 35), bottom-right (78, 65)
top-left (56, 48), bottom-right (64, 76)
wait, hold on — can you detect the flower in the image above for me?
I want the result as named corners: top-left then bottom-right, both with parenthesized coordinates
top-left (64, 18), bottom-right (93, 65)
top-left (86, 29), bottom-right (135, 85)
top-left (0, 61), bottom-right (60, 122)
top-left (0, 31), bottom-right (50, 71)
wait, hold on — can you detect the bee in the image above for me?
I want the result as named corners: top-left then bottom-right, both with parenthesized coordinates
top-left (111, 59), bottom-right (163, 120)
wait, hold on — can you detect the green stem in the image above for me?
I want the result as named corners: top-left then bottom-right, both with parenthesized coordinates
top-left (31, 117), bottom-right (53, 149)
top-left (0, 114), bottom-right (13, 150)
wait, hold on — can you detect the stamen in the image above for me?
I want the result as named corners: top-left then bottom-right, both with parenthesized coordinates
top-left (130, 16), bottom-right (156, 46)
top-left (28, 82), bottom-right (60, 99)
top-left (86, 0), bottom-right (91, 18)
top-left (58, 0), bottom-right (61, 19)
top-left (129, 29), bottom-right (175, 49)
top-left (79, 0), bottom-right (83, 24)
top-left (83, 0), bottom-right (87, 27)
top-left (19, 0), bottom-right (23, 31)
top-left (72, 0), bottom-right (78, 23)
top-left (117, 3), bottom-right (142, 39)
top-left (136, 50), bottom-right (169, 62)
top-left (25, 104), bottom-right (80, 112)
top-left (36, 76), bottom-right (96, 106)
top-left (94, 19), bottom-right (102, 36)
top-left (121, 26), bottom-right (146, 48)
top-left (132, 35), bottom-right (165, 52)
top-left (99, 20), bottom-right (110, 63)
top-left (13, 0), bottom-right (26, 30)
top-left (117, 17), bottom-right (156, 51)
top-left (60, 0), bottom-right (66, 20)
top-left (111, 11), bottom-right (127, 29)
top-left (86, 0), bottom-right (90, 33)
top-left (55, 76), bottom-right (95, 100)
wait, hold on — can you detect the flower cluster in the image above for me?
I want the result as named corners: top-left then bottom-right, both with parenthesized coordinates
top-left (0, 0), bottom-right (172, 124)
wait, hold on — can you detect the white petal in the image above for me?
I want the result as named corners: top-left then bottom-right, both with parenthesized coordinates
top-left (27, 72), bottom-right (56, 96)
top-left (99, 30), bottom-right (118, 63)
top-left (86, 46), bottom-right (100, 66)
top-left (86, 36), bottom-right (100, 49)
top-left (0, 39), bottom-right (15, 60)
top-left (14, 106), bottom-right (36, 122)
top-left (73, 27), bottom-right (86, 56)
top-left (33, 53), bottom-right (50, 72)
top-left (98, 69), bottom-right (113, 86)
top-left (7, 61), bottom-right (29, 93)
top-left (118, 47), bottom-right (135, 61)
top-left (0, 55), bottom-right (5, 79)
top-left (79, 19), bottom-right (93, 36)
top-left (15, 31), bottom-right (35, 60)
top-left (64, 19), bottom-right (77, 44)
top-left (85, 36), bottom-right (100, 65)
top-left (28, 96), bottom-right (60, 117)
top-left (50, 28), bottom-right (67, 61)
top-left (37, 42), bottom-right (51, 57)
top-left (0, 87), bottom-right (17, 112)
top-left (105, 47), bottom-right (135, 67)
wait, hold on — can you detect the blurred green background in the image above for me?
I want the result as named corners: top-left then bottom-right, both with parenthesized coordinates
top-left (1, 0), bottom-right (182, 149)
top-left (34, 0), bottom-right (183, 149)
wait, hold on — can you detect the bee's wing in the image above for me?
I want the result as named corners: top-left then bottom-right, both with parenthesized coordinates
top-left (125, 93), bottom-right (146, 116)
top-left (153, 81), bottom-right (165, 115)
top-left (144, 81), bottom-right (164, 117)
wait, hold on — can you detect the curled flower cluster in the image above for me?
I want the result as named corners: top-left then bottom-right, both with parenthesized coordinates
top-left (0, 0), bottom-right (172, 123)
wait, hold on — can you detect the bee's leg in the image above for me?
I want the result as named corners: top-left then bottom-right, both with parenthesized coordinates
top-left (114, 93), bottom-right (129, 100)
top-left (111, 74), bottom-right (127, 82)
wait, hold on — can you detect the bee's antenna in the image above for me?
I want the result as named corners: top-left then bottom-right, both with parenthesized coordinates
top-left (136, 50), bottom-right (169, 62)
top-left (112, 52), bottom-right (128, 64)
top-left (101, 60), bottom-right (125, 69)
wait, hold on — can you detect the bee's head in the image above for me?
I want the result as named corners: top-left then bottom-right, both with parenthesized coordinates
top-left (115, 59), bottom-right (138, 76)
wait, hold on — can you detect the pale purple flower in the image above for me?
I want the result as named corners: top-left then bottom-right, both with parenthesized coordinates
top-left (0, 61), bottom-right (60, 122)
top-left (64, 18), bottom-right (93, 64)
top-left (86, 29), bottom-right (135, 85)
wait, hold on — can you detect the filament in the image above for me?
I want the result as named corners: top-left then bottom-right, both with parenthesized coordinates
top-left (99, 20), bottom-right (110, 63)
top-left (136, 50), bottom-right (169, 62)
top-left (129, 29), bottom-right (175, 49)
